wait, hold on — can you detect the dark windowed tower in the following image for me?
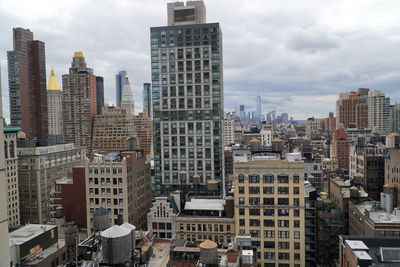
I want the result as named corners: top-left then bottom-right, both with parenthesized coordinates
top-left (115, 70), bottom-right (126, 107)
top-left (143, 82), bottom-right (152, 118)
top-left (151, 0), bottom-right (224, 196)
top-left (7, 28), bottom-right (48, 139)
top-left (96, 76), bottom-right (104, 114)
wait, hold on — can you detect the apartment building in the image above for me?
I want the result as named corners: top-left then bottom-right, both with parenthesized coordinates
top-left (176, 197), bottom-right (235, 246)
top-left (17, 142), bottom-right (86, 224)
top-left (234, 155), bottom-right (305, 266)
top-left (86, 150), bottom-right (152, 233)
top-left (4, 126), bottom-right (20, 225)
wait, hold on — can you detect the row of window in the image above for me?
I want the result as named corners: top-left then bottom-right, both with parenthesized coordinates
top-left (89, 198), bottom-right (124, 206)
top-left (238, 208), bottom-right (301, 217)
top-left (264, 252), bottom-right (301, 261)
top-left (239, 219), bottom-right (300, 228)
top-left (179, 223), bottom-right (231, 233)
top-left (89, 188), bottom-right (123, 195)
top-left (162, 172), bottom-right (214, 184)
top-left (238, 175), bottom-right (300, 184)
top-left (163, 135), bottom-right (212, 147)
top-left (88, 177), bottom-right (123, 185)
top-left (88, 167), bottom-right (123, 174)
top-left (238, 197), bottom-right (300, 206)
top-left (239, 229), bottom-right (301, 239)
top-left (239, 186), bottom-right (300, 195)
top-left (161, 97), bottom-right (212, 109)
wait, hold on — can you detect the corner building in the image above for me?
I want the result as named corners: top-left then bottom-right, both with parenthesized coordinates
top-left (234, 158), bottom-right (305, 266)
top-left (151, 0), bottom-right (224, 196)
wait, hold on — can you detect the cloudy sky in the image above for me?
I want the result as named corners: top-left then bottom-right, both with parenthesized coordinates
top-left (0, 0), bottom-right (399, 120)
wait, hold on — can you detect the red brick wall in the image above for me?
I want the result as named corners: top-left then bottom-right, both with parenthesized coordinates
top-left (61, 167), bottom-right (87, 228)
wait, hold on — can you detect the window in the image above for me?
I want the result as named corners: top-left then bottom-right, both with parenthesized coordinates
top-left (278, 231), bottom-right (289, 238)
top-left (278, 209), bottom-right (289, 216)
top-left (278, 220), bottom-right (289, 227)
top-left (264, 241), bottom-right (275, 249)
top-left (278, 198), bottom-right (289, 205)
top-left (249, 175), bottom-right (260, 183)
top-left (264, 230), bottom-right (275, 238)
top-left (249, 197), bottom-right (260, 205)
top-left (294, 231), bottom-right (300, 239)
top-left (238, 186), bottom-right (244, 194)
top-left (293, 187), bottom-right (299, 194)
top-left (239, 208), bottom-right (245, 215)
top-left (264, 209), bottom-right (274, 216)
top-left (278, 253), bottom-right (289, 260)
top-left (249, 186), bottom-right (260, 194)
top-left (293, 175), bottom-right (300, 183)
top-left (294, 242), bottom-right (300, 249)
top-left (264, 220), bottom-right (274, 227)
top-left (249, 209), bottom-right (260, 216)
top-left (264, 252), bottom-right (275, 259)
top-left (250, 219), bottom-right (260, 226)
top-left (293, 198), bottom-right (299, 206)
top-left (239, 197), bottom-right (245, 205)
top-left (278, 187), bottom-right (289, 194)
top-left (263, 175), bottom-right (274, 183)
top-left (263, 186), bottom-right (274, 194)
top-left (278, 175), bottom-right (288, 183)
top-left (278, 242), bottom-right (290, 249)
top-left (249, 230), bottom-right (260, 237)
top-left (294, 253), bottom-right (300, 260)
top-left (263, 198), bottom-right (274, 205)
top-left (294, 209), bottom-right (300, 217)
top-left (294, 220), bottom-right (300, 228)
top-left (238, 175), bottom-right (244, 183)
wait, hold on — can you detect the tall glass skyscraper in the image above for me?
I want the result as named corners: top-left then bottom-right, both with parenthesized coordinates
top-left (151, 0), bottom-right (224, 196)
top-left (143, 82), bottom-right (152, 118)
top-left (7, 28), bottom-right (48, 139)
top-left (115, 70), bottom-right (126, 107)
top-left (256, 94), bottom-right (261, 122)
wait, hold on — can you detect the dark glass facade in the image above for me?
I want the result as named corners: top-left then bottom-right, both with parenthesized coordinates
top-left (7, 28), bottom-right (48, 139)
top-left (115, 70), bottom-right (126, 107)
top-left (143, 82), bottom-right (152, 118)
top-left (96, 76), bottom-right (104, 114)
top-left (150, 23), bottom-right (224, 196)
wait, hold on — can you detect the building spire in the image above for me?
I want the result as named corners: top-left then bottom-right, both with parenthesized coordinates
top-left (47, 68), bottom-right (61, 91)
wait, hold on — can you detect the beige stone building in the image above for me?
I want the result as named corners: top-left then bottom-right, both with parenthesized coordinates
top-left (17, 142), bottom-right (86, 224)
top-left (234, 156), bottom-right (305, 266)
top-left (92, 106), bottom-right (153, 157)
top-left (92, 106), bottom-right (136, 152)
top-left (86, 150), bottom-right (152, 233)
top-left (175, 197), bottom-right (235, 246)
top-left (4, 127), bottom-right (20, 225)
top-left (349, 199), bottom-right (400, 237)
top-left (385, 147), bottom-right (400, 206)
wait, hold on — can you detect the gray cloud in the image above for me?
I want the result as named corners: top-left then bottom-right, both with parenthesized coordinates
top-left (1, 0), bottom-right (400, 120)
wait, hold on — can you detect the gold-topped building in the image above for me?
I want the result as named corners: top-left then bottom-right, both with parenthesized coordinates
top-left (47, 68), bottom-right (63, 142)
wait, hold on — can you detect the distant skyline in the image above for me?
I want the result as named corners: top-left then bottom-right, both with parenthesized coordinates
top-left (1, 0), bottom-right (400, 119)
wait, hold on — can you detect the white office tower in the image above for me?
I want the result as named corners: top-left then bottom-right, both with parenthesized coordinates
top-left (368, 90), bottom-right (390, 135)
top-left (0, 68), bottom-right (10, 266)
top-left (121, 73), bottom-right (135, 118)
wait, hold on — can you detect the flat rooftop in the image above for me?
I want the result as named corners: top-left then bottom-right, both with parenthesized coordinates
top-left (184, 198), bottom-right (225, 211)
top-left (354, 202), bottom-right (400, 224)
top-left (346, 240), bottom-right (369, 250)
top-left (10, 224), bottom-right (57, 246)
